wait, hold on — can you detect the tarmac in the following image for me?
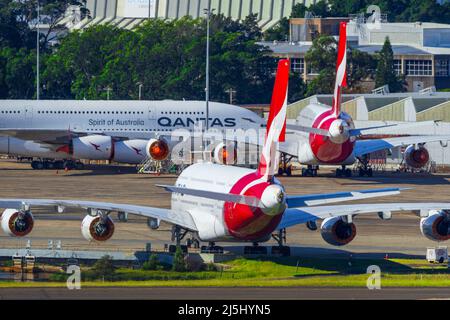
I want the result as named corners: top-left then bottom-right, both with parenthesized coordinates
top-left (0, 160), bottom-right (449, 300)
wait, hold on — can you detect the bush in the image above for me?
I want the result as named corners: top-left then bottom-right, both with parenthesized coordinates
top-left (172, 246), bottom-right (187, 272)
top-left (90, 255), bottom-right (116, 280)
top-left (143, 254), bottom-right (160, 271)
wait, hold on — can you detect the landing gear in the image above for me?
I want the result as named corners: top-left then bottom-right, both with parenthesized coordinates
top-left (277, 153), bottom-right (293, 176)
top-left (200, 242), bottom-right (224, 254)
top-left (30, 159), bottom-right (84, 171)
top-left (301, 165), bottom-right (318, 177)
top-left (187, 238), bottom-right (200, 249)
top-left (244, 243), bottom-right (268, 255)
top-left (271, 228), bottom-right (291, 256)
top-left (356, 156), bottom-right (373, 177)
top-left (168, 225), bottom-right (189, 253)
top-left (336, 165), bottom-right (352, 177)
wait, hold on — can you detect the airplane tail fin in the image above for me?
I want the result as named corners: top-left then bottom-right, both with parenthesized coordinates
top-left (258, 59), bottom-right (289, 181)
top-left (331, 22), bottom-right (348, 118)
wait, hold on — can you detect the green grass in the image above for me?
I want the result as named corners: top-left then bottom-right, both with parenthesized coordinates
top-left (1, 257), bottom-right (449, 288)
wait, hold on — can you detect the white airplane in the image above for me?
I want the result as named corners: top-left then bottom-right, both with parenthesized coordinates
top-left (0, 59), bottom-right (448, 255)
top-left (277, 22), bottom-right (450, 177)
top-left (0, 99), bottom-right (263, 169)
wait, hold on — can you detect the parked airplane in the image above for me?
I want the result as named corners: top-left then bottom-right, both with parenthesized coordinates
top-left (279, 22), bottom-right (450, 177)
top-left (0, 59), bottom-right (448, 255)
top-left (0, 99), bottom-right (263, 169)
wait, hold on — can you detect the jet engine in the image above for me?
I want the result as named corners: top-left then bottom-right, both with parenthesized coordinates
top-left (113, 139), bottom-right (148, 164)
top-left (420, 210), bottom-right (450, 241)
top-left (212, 142), bottom-right (237, 165)
top-left (147, 217), bottom-right (160, 230)
top-left (1, 209), bottom-right (34, 237)
top-left (404, 145), bottom-right (429, 169)
top-left (320, 216), bottom-right (357, 246)
top-left (81, 215), bottom-right (115, 242)
top-left (72, 135), bottom-right (113, 160)
top-left (146, 138), bottom-right (171, 161)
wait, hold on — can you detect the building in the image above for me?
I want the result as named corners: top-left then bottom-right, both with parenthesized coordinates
top-left (70, 0), bottom-right (319, 31)
top-left (262, 16), bottom-right (450, 92)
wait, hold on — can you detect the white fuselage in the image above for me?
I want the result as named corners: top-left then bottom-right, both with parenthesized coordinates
top-left (0, 100), bottom-right (263, 163)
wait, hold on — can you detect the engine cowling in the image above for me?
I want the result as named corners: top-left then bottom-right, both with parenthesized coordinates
top-left (147, 217), bottom-right (160, 230)
top-left (72, 135), bottom-right (113, 160)
top-left (404, 145), bottom-right (429, 169)
top-left (146, 138), bottom-right (170, 161)
top-left (320, 216), bottom-right (357, 246)
top-left (1, 209), bottom-right (34, 237)
top-left (212, 142), bottom-right (237, 165)
top-left (81, 215), bottom-right (115, 242)
top-left (113, 139), bottom-right (148, 164)
top-left (420, 210), bottom-right (450, 241)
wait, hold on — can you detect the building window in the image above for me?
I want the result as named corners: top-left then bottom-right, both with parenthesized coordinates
top-left (405, 60), bottom-right (432, 76)
top-left (393, 59), bottom-right (402, 75)
top-left (436, 59), bottom-right (449, 77)
top-left (291, 58), bottom-right (305, 74)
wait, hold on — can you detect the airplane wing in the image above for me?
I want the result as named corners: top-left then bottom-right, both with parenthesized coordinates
top-left (0, 129), bottom-right (83, 144)
top-left (277, 202), bottom-right (450, 229)
top-left (0, 199), bottom-right (198, 231)
top-left (286, 187), bottom-right (405, 207)
top-left (354, 135), bottom-right (450, 157)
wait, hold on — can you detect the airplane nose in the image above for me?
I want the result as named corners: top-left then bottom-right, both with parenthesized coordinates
top-left (260, 184), bottom-right (286, 216)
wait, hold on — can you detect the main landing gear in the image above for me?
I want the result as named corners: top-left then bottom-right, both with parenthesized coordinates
top-left (356, 156), bottom-right (373, 177)
top-left (278, 154), bottom-right (293, 176)
top-left (168, 225), bottom-right (189, 253)
top-left (301, 165), bottom-right (318, 177)
top-left (335, 165), bottom-right (352, 177)
top-left (244, 243), bottom-right (268, 255)
top-left (31, 159), bottom-right (84, 171)
top-left (200, 242), bottom-right (224, 254)
top-left (271, 228), bottom-right (291, 256)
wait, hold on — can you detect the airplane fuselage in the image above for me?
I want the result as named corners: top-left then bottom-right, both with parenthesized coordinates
top-left (289, 103), bottom-right (356, 165)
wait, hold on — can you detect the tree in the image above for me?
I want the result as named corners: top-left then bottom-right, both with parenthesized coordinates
top-left (143, 254), bottom-right (160, 271)
top-left (375, 37), bottom-right (404, 92)
top-left (91, 255), bottom-right (116, 280)
top-left (172, 246), bottom-right (187, 272)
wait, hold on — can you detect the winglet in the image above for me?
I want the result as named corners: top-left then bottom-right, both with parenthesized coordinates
top-left (258, 59), bottom-right (289, 180)
top-left (331, 22), bottom-right (347, 118)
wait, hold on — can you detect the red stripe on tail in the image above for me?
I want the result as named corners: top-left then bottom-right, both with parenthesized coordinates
top-left (331, 22), bottom-right (348, 117)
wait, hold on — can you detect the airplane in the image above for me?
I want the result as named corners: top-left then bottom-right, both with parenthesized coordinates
top-left (0, 59), bottom-right (448, 256)
top-left (0, 99), bottom-right (264, 170)
top-left (276, 22), bottom-right (450, 177)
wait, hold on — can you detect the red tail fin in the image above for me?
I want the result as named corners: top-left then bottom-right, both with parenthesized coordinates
top-left (331, 22), bottom-right (348, 118)
top-left (258, 59), bottom-right (289, 180)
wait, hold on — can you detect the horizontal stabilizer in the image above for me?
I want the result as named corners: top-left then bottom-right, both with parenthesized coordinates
top-left (286, 124), bottom-right (330, 137)
top-left (157, 185), bottom-right (265, 208)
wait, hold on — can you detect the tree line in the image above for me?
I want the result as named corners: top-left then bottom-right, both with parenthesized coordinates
top-left (0, 0), bottom-right (416, 103)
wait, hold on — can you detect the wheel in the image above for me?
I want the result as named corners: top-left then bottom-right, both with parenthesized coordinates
top-left (31, 161), bottom-right (41, 170)
top-left (169, 245), bottom-right (177, 253)
top-left (345, 169), bottom-right (352, 177)
top-left (306, 169), bottom-right (313, 177)
top-left (64, 160), bottom-right (75, 170)
top-left (301, 168), bottom-right (306, 176)
top-left (54, 160), bottom-right (64, 170)
top-left (43, 161), bottom-right (54, 170)
top-left (75, 162), bottom-right (85, 170)
top-left (35, 161), bottom-right (44, 170)
top-left (336, 169), bottom-right (342, 177)
top-left (278, 167), bottom-right (284, 176)
top-left (285, 166), bottom-right (292, 176)
top-left (367, 168), bottom-right (373, 177)
top-left (312, 169), bottom-right (318, 177)
top-left (358, 169), bottom-right (365, 177)
top-left (271, 246), bottom-right (290, 256)
top-left (438, 257), bottom-right (444, 264)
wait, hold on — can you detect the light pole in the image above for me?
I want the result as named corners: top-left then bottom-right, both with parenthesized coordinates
top-left (225, 88), bottom-right (236, 105)
top-left (137, 82), bottom-right (143, 100)
top-left (36, 0), bottom-right (40, 100)
top-left (204, 6), bottom-right (215, 131)
top-left (103, 86), bottom-right (112, 100)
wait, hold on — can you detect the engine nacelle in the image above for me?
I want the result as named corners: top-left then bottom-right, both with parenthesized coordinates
top-left (420, 210), bottom-right (450, 242)
top-left (72, 135), bottom-right (113, 160)
top-left (147, 217), bottom-right (160, 230)
top-left (1, 209), bottom-right (34, 237)
top-left (81, 215), bottom-right (115, 242)
top-left (212, 142), bottom-right (237, 165)
top-left (146, 138), bottom-right (171, 161)
top-left (320, 216), bottom-right (357, 246)
top-left (113, 139), bottom-right (148, 164)
top-left (329, 119), bottom-right (350, 144)
top-left (404, 145), bottom-right (429, 169)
